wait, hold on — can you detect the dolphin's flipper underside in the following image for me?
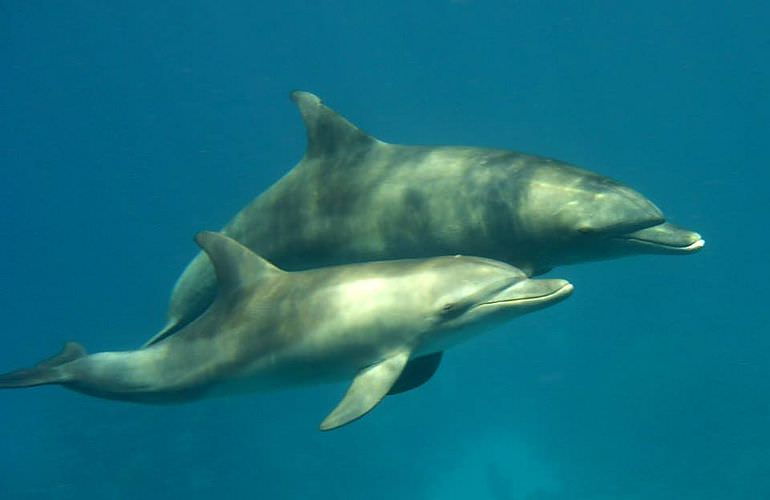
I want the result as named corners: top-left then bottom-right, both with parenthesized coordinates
top-left (388, 352), bottom-right (443, 395)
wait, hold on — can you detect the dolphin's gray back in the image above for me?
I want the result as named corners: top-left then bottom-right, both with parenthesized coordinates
top-left (153, 144), bottom-right (553, 344)
top-left (149, 91), bottom-right (700, 345)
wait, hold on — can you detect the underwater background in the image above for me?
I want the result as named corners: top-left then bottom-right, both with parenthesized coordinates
top-left (1, 1), bottom-right (768, 499)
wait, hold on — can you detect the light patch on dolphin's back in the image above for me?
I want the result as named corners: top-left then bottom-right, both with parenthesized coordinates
top-left (261, 267), bottom-right (437, 375)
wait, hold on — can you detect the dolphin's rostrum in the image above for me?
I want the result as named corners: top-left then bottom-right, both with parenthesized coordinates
top-left (0, 233), bottom-right (572, 430)
top-left (153, 91), bottom-right (703, 346)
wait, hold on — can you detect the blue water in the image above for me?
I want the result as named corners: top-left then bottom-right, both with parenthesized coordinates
top-left (1, 1), bottom-right (768, 499)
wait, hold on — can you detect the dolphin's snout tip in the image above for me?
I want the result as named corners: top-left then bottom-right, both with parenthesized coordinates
top-left (615, 223), bottom-right (705, 254)
top-left (687, 238), bottom-right (706, 252)
top-left (541, 280), bottom-right (574, 302)
top-left (556, 282), bottom-right (574, 298)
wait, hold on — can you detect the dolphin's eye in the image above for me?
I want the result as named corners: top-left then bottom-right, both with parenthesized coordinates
top-left (439, 302), bottom-right (468, 321)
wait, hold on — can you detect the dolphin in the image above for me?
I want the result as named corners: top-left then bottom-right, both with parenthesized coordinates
top-left (149, 91), bottom-right (703, 345)
top-left (0, 232), bottom-right (572, 430)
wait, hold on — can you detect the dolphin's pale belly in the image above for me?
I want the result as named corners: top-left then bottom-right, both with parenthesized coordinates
top-left (205, 361), bottom-right (356, 398)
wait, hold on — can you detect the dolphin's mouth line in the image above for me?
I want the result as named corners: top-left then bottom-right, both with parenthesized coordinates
top-left (614, 236), bottom-right (706, 251)
top-left (478, 283), bottom-right (574, 307)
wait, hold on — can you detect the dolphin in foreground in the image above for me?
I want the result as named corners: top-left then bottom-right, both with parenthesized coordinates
top-left (0, 232), bottom-right (572, 430)
top-left (150, 91), bottom-right (703, 345)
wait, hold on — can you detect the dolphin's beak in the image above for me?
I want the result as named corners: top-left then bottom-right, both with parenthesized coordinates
top-left (614, 222), bottom-right (705, 253)
top-left (481, 279), bottom-right (574, 309)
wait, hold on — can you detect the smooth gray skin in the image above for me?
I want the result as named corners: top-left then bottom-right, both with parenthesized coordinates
top-left (151, 91), bottom-right (703, 345)
top-left (0, 232), bottom-right (572, 431)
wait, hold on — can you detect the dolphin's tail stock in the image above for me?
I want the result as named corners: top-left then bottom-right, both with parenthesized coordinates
top-left (0, 342), bottom-right (86, 388)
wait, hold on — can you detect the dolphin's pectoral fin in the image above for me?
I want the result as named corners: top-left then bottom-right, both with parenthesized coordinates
top-left (290, 91), bottom-right (379, 159)
top-left (320, 351), bottom-right (410, 431)
top-left (387, 351), bottom-right (443, 395)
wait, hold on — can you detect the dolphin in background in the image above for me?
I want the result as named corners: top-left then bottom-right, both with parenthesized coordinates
top-left (149, 91), bottom-right (703, 345)
top-left (0, 233), bottom-right (573, 430)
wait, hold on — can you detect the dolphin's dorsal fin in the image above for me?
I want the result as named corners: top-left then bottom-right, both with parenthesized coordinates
top-left (195, 232), bottom-right (283, 293)
top-left (290, 91), bottom-right (380, 159)
top-left (320, 351), bottom-right (410, 431)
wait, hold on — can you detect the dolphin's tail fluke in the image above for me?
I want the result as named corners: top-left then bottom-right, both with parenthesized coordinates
top-left (0, 342), bottom-right (86, 388)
